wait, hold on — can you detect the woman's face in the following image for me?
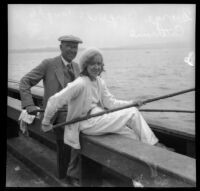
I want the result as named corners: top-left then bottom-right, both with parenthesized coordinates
top-left (87, 54), bottom-right (103, 80)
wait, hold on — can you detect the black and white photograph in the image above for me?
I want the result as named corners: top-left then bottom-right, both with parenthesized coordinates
top-left (7, 4), bottom-right (195, 187)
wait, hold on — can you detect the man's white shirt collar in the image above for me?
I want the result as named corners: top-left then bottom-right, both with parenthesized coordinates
top-left (61, 55), bottom-right (70, 66)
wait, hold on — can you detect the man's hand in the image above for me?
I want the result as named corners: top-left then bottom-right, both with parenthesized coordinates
top-left (26, 105), bottom-right (39, 115)
top-left (41, 123), bottom-right (53, 132)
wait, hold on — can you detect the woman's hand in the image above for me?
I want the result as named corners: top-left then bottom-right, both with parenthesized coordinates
top-left (132, 100), bottom-right (144, 108)
top-left (41, 123), bottom-right (53, 132)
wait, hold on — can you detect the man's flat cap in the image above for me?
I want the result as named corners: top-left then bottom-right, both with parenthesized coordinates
top-left (58, 35), bottom-right (83, 43)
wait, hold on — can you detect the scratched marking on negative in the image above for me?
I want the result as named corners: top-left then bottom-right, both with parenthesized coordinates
top-left (184, 51), bottom-right (195, 67)
top-left (129, 8), bottom-right (193, 38)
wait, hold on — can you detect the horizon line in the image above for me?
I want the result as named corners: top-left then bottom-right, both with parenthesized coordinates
top-left (9, 41), bottom-right (193, 53)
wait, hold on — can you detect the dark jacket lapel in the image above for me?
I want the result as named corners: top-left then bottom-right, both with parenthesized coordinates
top-left (54, 56), bottom-right (65, 88)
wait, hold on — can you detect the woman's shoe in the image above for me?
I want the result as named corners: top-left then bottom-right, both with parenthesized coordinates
top-left (66, 176), bottom-right (80, 187)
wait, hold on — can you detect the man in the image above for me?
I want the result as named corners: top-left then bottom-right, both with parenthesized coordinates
top-left (19, 35), bottom-right (82, 186)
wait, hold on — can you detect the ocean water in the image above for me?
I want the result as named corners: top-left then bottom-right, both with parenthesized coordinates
top-left (8, 48), bottom-right (195, 134)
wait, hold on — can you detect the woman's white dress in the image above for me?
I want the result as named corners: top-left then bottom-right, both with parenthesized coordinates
top-left (43, 76), bottom-right (158, 149)
top-left (79, 79), bottom-right (158, 145)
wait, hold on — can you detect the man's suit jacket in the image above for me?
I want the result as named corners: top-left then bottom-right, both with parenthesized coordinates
top-left (19, 55), bottom-right (80, 124)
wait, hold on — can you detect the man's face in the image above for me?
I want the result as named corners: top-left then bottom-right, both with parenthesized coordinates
top-left (60, 41), bottom-right (78, 62)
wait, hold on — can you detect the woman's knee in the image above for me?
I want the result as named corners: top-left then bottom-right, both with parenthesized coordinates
top-left (124, 107), bottom-right (139, 116)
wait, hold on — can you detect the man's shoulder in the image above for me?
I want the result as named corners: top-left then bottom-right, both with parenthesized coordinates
top-left (43, 55), bottom-right (61, 64)
top-left (39, 56), bottom-right (61, 69)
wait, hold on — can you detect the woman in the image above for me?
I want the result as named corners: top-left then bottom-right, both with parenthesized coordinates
top-left (42, 47), bottom-right (169, 150)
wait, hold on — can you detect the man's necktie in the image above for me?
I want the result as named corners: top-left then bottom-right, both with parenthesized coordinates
top-left (66, 64), bottom-right (75, 81)
top-left (63, 64), bottom-right (75, 87)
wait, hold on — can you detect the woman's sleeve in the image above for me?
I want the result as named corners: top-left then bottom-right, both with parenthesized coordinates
top-left (101, 79), bottom-right (132, 109)
top-left (42, 79), bottom-right (84, 124)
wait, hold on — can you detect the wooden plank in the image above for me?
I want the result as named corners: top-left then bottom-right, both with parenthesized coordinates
top-left (148, 120), bottom-right (195, 140)
top-left (8, 81), bottom-right (44, 98)
top-left (80, 134), bottom-right (196, 187)
top-left (7, 97), bottom-right (21, 121)
top-left (7, 134), bottom-right (69, 187)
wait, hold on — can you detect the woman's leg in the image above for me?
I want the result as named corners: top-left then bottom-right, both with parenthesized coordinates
top-left (80, 107), bottom-right (158, 145)
top-left (125, 107), bottom-right (158, 145)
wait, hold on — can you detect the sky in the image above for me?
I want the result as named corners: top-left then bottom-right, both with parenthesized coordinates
top-left (8, 4), bottom-right (195, 50)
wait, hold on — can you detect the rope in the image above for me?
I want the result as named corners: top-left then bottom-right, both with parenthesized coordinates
top-left (142, 88), bottom-right (195, 104)
top-left (34, 108), bottom-right (195, 113)
top-left (140, 109), bottom-right (195, 113)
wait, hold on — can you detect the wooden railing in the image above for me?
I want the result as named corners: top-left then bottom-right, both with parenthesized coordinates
top-left (7, 81), bottom-right (196, 187)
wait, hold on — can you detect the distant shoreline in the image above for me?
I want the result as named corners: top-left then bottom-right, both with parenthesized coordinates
top-left (9, 42), bottom-right (192, 53)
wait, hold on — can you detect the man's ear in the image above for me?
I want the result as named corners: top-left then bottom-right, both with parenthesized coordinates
top-left (59, 44), bottom-right (62, 51)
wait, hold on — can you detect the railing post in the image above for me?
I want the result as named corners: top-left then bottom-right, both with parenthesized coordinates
top-left (80, 155), bottom-right (103, 187)
top-left (54, 127), bottom-right (71, 179)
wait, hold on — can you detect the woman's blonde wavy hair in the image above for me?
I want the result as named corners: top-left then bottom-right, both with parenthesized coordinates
top-left (79, 47), bottom-right (105, 77)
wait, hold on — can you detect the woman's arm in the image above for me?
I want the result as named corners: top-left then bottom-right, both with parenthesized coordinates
top-left (101, 79), bottom-right (133, 109)
top-left (101, 79), bottom-right (144, 109)
top-left (41, 78), bottom-right (84, 130)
